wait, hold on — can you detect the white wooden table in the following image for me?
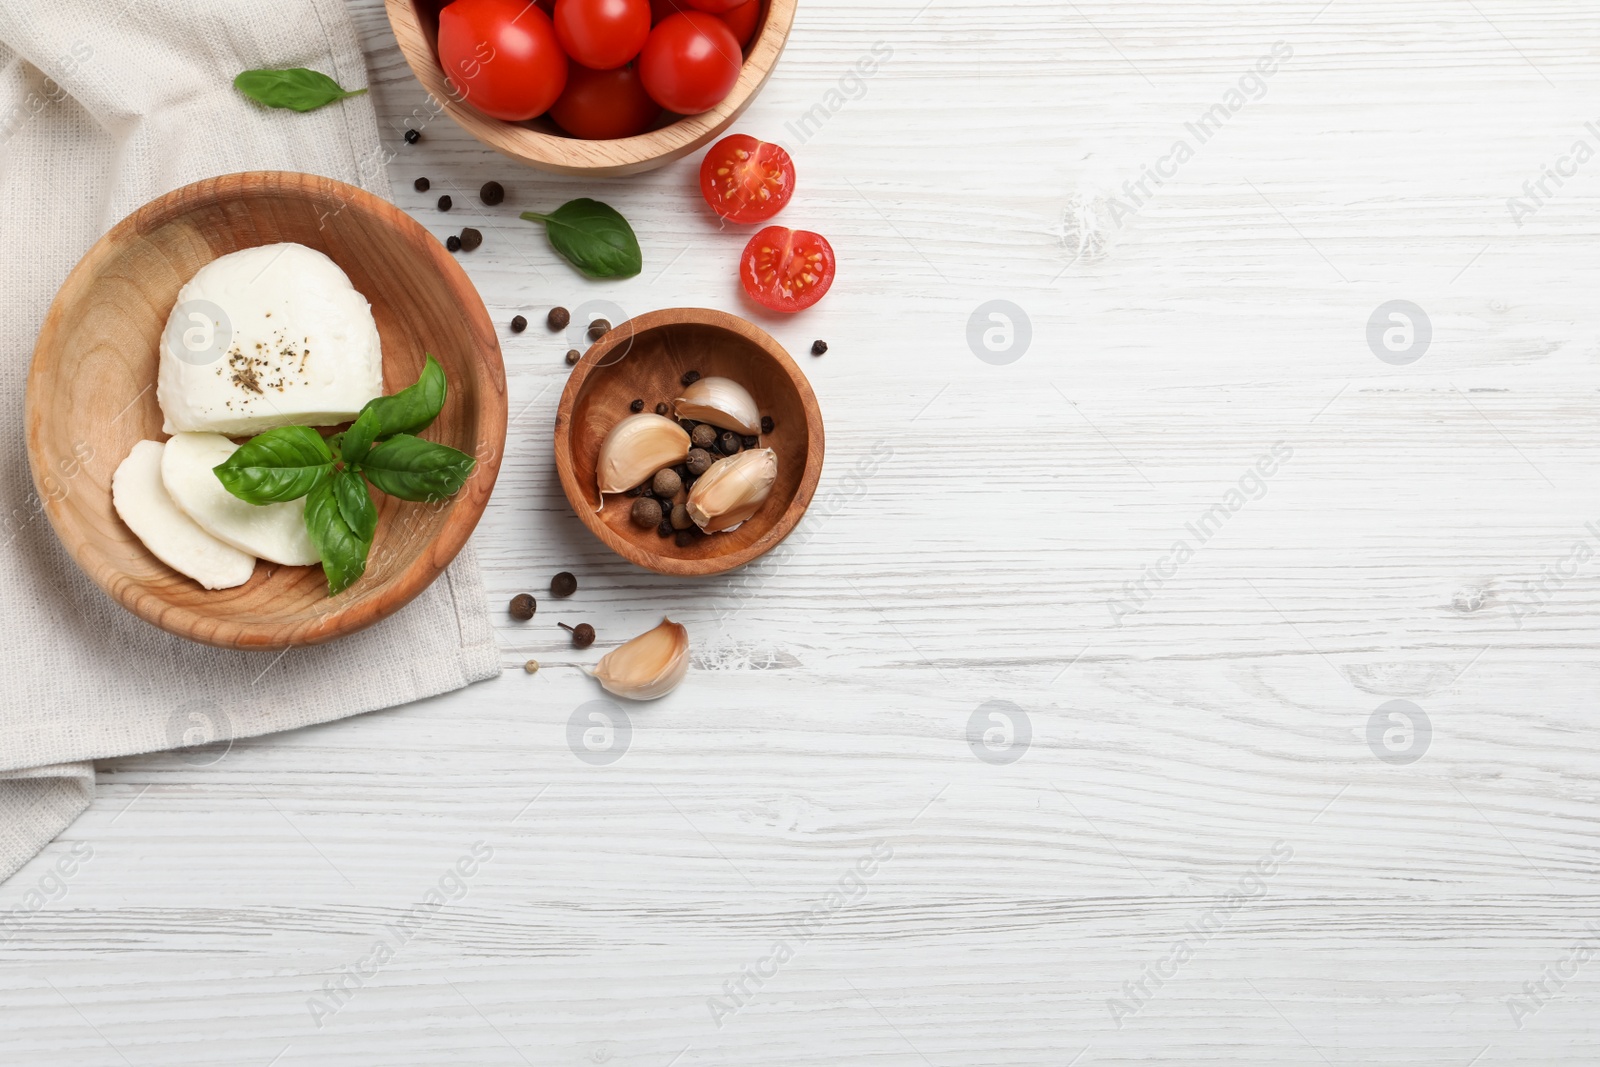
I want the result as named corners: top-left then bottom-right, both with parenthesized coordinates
top-left (7, 0), bottom-right (1600, 1062)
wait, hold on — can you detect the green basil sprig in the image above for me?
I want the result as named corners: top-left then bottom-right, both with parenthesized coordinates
top-left (234, 68), bottom-right (368, 112)
top-left (212, 355), bottom-right (475, 595)
top-left (521, 199), bottom-right (642, 279)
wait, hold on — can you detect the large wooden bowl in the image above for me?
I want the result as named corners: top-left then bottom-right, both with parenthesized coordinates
top-left (554, 308), bottom-right (822, 575)
top-left (26, 171), bottom-right (507, 650)
top-left (385, 0), bottom-right (797, 176)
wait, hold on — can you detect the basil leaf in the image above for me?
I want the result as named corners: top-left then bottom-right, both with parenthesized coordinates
top-left (360, 435), bottom-right (477, 502)
top-left (332, 468), bottom-right (378, 544)
top-left (303, 478), bottom-right (370, 596)
top-left (214, 425), bottom-right (334, 504)
top-left (234, 68), bottom-right (367, 112)
top-left (521, 199), bottom-right (642, 279)
top-left (339, 407), bottom-right (382, 470)
top-left (356, 355), bottom-right (447, 440)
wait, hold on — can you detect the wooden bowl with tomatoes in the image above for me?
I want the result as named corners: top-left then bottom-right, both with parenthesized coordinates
top-left (386, 0), bottom-right (797, 176)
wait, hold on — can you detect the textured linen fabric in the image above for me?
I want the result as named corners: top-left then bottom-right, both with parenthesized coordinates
top-left (0, 0), bottom-right (501, 883)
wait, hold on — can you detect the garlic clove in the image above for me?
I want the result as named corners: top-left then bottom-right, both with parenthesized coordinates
top-left (591, 618), bottom-right (689, 701)
top-left (595, 413), bottom-right (691, 504)
top-left (674, 376), bottom-right (761, 436)
top-left (685, 447), bottom-right (777, 533)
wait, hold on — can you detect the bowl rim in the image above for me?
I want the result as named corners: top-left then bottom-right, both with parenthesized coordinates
top-left (383, 0), bottom-right (798, 176)
top-left (553, 307), bottom-right (823, 576)
top-left (25, 170), bottom-right (508, 649)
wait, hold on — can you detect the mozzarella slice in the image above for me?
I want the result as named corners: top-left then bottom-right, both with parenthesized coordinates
top-left (157, 242), bottom-right (384, 435)
top-left (112, 440), bottom-right (256, 590)
top-left (161, 432), bottom-right (320, 567)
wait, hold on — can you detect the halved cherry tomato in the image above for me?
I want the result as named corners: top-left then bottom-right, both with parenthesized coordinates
top-left (740, 226), bottom-right (835, 312)
top-left (638, 12), bottom-right (741, 114)
top-left (549, 63), bottom-right (662, 139)
top-left (682, 0), bottom-right (747, 11)
top-left (699, 134), bottom-right (793, 223)
top-left (438, 0), bottom-right (568, 121)
top-left (554, 0), bottom-right (652, 70)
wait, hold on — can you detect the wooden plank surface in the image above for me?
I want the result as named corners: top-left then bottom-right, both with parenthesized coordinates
top-left (6, 0), bottom-right (1600, 1063)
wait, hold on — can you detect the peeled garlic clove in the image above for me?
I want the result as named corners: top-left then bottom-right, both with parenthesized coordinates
top-left (686, 447), bottom-right (777, 533)
top-left (592, 618), bottom-right (689, 701)
top-left (675, 376), bottom-right (761, 436)
top-left (596, 413), bottom-right (691, 501)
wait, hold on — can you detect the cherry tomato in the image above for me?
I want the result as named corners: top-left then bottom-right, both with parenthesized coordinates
top-left (699, 134), bottom-right (793, 223)
top-left (650, 0), bottom-right (758, 45)
top-left (638, 12), bottom-right (741, 114)
top-left (549, 63), bottom-right (662, 139)
top-left (438, 0), bottom-right (568, 121)
top-left (717, 0), bottom-right (760, 45)
top-left (682, 0), bottom-right (747, 11)
top-left (740, 226), bottom-right (835, 313)
top-left (554, 0), bottom-right (652, 70)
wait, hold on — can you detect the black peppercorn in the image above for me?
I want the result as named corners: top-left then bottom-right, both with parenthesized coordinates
top-left (510, 315), bottom-right (527, 333)
top-left (548, 306), bottom-right (571, 330)
top-left (690, 424), bottom-right (717, 449)
top-left (559, 622), bottom-right (595, 649)
top-left (508, 593), bottom-right (536, 620)
top-left (630, 398), bottom-right (644, 413)
top-left (445, 235), bottom-right (461, 252)
top-left (674, 528), bottom-right (697, 547)
top-left (678, 418), bottom-right (698, 434)
top-left (550, 571), bottom-right (577, 597)
top-left (631, 497), bottom-right (663, 529)
top-left (760, 415), bottom-right (774, 434)
top-left (741, 434), bottom-right (758, 449)
top-left (811, 340), bottom-right (828, 356)
top-left (718, 431), bottom-right (741, 455)
top-left (404, 128), bottom-right (421, 144)
top-left (437, 194), bottom-right (452, 211)
top-left (587, 318), bottom-right (611, 341)
top-left (657, 519), bottom-right (674, 538)
top-left (681, 369), bottom-right (701, 386)
top-left (480, 180), bottom-right (505, 205)
top-left (673, 463), bottom-right (690, 480)
top-left (459, 227), bottom-right (483, 252)
top-left (627, 484), bottom-right (645, 497)
top-left (413, 176), bottom-right (430, 192)
top-left (655, 402), bottom-right (670, 415)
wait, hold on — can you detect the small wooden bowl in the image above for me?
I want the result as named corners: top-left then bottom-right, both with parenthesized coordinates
top-left (26, 171), bottom-right (507, 650)
top-left (554, 309), bottom-right (822, 575)
top-left (385, 0), bottom-right (797, 176)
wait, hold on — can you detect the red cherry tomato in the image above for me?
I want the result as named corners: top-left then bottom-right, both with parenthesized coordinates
top-left (650, 0), bottom-right (757, 45)
top-left (717, 0), bottom-right (759, 45)
top-left (438, 0), bottom-right (568, 121)
top-left (740, 226), bottom-right (835, 313)
top-left (682, 0), bottom-right (746, 11)
top-left (699, 134), bottom-right (793, 223)
top-left (549, 63), bottom-right (662, 139)
top-left (638, 12), bottom-right (741, 114)
top-left (554, 0), bottom-right (652, 70)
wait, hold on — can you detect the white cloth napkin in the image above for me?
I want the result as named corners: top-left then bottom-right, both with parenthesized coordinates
top-left (0, 0), bottom-right (501, 883)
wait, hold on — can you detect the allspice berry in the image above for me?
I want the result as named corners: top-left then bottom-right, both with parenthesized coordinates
top-left (508, 593), bottom-right (536, 620)
top-left (631, 497), bottom-right (663, 529)
top-left (690, 423), bottom-right (717, 450)
top-left (717, 431), bottom-right (742, 455)
top-left (559, 622), bottom-right (595, 649)
top-left (548, 306), bottom-right (571, 330)
top-left (652, 468), bottom-right (682, 498)
top-left (565, 348), bottom-right (581, 365)
top-left (480, 180), bottom-right (505, 205)
top-left (550, 571), bottom-right (578, 598)
top-left (587, 318), bottom-right (611, 341)
top-left (670, 504), bottom-right (691, 530)
top-left (686, 448), bottom-right (713, 476)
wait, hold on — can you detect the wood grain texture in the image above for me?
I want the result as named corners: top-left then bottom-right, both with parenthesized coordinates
top-left (7, 0), bottom-right (1600, 1064)
top-left (25, 171), bottom-right (507, 649)
top-left (384, 0), bottom-right (795, 175)
top-left (555, 307), bottom-right (823, 574)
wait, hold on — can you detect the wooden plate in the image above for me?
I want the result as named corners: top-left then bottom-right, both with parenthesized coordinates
top-left (554, 308), bottom-right (823, 576)
top-left (385, 0), bottom-right (797, 176)
top-left (26, 171), bottom-right (507, 650)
